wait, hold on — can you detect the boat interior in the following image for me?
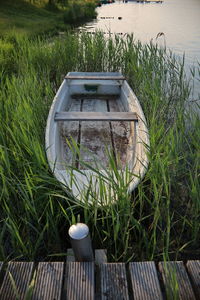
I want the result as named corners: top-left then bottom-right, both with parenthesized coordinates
top-left (56, 77), bottom-right (138, 171)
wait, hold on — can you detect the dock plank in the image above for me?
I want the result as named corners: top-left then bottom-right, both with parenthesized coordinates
top-left (0, 259), bottom-right (199, 299)
top-left (0, 262), bottom-right (34, 300)
top-left (100, 263), bottom-right (129, 299)
top-left (95, 250), bottom-right (107, 300)
top-left (66, 262), bottom-right (94, 300)
top-left (159, 261), bottom-right (196, 300)
top-left (129, 262), bottom-right (163, 300)
top-left (186, 260), bottom-right (200, 298)
top-left (32, 262), bottom-right (64, 300)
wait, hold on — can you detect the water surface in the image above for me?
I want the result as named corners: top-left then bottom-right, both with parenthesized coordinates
top-left (82, 0), bottom-right (200, 97)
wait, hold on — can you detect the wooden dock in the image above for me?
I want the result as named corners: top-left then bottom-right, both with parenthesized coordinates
top-left (0, 250), bottom-right (199, 299)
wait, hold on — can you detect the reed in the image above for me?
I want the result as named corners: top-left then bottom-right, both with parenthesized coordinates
top-left (0, 32), bottom-right (199, 261)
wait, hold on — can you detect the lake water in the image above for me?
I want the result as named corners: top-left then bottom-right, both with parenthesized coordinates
top-left (82, 0), bottom-right (200, 98)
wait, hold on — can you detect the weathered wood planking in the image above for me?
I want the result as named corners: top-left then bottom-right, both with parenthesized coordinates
top-left (67, 248), bottom-right (76, 262)
top-left (62, 251), bottom-right (76, 299)
top-left (100, 263), bottom-right (129, 300)
top-left (0, 262), bottom-right (34, 300)
top-left (32, 262), bottom-right (64, 300)
top-left (108, 97), bottom-right (135, 168)
top-left (159, 261), bottom-right (196, 300)
top-left (95, 249), bottom-right (107, 264)
top-left (66, 248), bottom-right (107, 263)
top-left (129, 262), bottom-right (163, 300)
top-left (66, 262), bottom-right (94, 300)
top-left (95, 250), bottom-right (108, 300)
top-left (186, 260), bottom-right (200, 298)
top-left (55, 111), bottom-right (138, 122)
top-left (79, 98), bottom-right (113, 169)
top-left (0, 258), bottom-right (199, 299)
top-left (65, 250), bottom-right (106, 300)
top-left (60, 98), bottom-right (81, 167)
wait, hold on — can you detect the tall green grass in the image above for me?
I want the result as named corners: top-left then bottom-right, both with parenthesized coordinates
top-left (0, 32), bottom-right (199, 261)
top-left (0, 0), bottom-right (67, 37)
top-left (0, 0), bottom-right (96, 37)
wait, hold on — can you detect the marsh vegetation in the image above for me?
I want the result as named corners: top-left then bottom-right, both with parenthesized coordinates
top-left (0, 31), bottom-right (199, 262)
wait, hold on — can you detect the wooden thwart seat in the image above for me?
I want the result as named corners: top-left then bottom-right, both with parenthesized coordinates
top-left (71, 94), bottom-right (119, 100)
top-left (55, 111), bottom-right (138, 121)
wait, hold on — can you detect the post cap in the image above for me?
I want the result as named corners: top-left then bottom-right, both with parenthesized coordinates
top-left (68, 223), bottom-right (89, 240)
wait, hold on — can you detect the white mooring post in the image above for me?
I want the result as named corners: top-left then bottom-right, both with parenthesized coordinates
top-left (68, 223), bottom-right (94, 262)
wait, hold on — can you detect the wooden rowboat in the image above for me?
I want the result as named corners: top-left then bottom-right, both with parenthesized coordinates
top-left (45, 72), bottom-right (149, 204)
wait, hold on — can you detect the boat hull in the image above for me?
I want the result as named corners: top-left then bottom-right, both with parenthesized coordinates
top-left (45, 72), bottom-right (149, 204)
